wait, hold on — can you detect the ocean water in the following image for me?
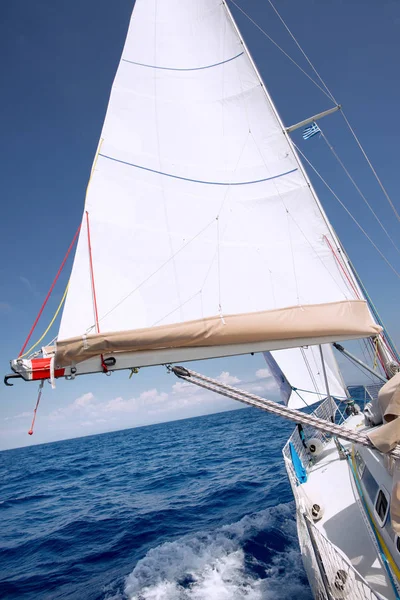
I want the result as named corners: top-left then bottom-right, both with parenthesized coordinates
top-left (0, 407), bottom-right (313, 600)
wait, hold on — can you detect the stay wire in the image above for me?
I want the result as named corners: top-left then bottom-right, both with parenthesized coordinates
top-left (319, 128), bottom-right (400, 256)
top-left (266, 0), bottom-right (337, 104)
top-left (294, 143), bottom-right (400, 280)
top-left (231, 0), bottom-right (400, 229)
top-left (228, 0), bottom-right (334, 102)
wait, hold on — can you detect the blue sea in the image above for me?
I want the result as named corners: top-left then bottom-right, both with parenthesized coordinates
top-left (0, 407), bottom-right (313, 600)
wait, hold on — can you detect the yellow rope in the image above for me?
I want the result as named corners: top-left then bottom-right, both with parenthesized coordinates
top-left (20, 280), bottom-right (70, 358)
top-left (85, 138), bottom-right (104, 200)
top-left (20, 139), bottom-right (104, 360)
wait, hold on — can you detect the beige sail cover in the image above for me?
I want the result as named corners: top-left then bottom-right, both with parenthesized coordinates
top-left (367, 373), bottom-right (400, 453)
top-left (55, 300), bottom-right (379, 367)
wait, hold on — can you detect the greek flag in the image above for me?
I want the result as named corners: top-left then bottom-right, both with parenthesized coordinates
top-left (302, 122), bottom-right (321, 140)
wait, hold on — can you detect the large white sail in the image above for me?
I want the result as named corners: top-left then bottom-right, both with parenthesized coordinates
top-left (55, 0), bottom-right (379, 369)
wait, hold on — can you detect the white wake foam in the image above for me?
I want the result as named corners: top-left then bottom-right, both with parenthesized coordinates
top-left (118, 504), bottom-right (312, 600)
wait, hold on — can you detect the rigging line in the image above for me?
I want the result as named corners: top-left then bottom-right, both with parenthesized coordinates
top-left (18, 222), bottom-right (81, 357)
top-left (234, 0), bottom-right (398, 230)
top-left (340, 110), bottom-right (400, 224)
top-left (294, 143), bottom-right (400, 280)
top-left (292, 387), bottom-right (349, 400)
top-left (348, 257), bottom-right (400, 361)
top-left (300, 347), bottom-right (320, 395)
top-left (151, 291), bottom-right (202, 327)
top-left (20, 280), bottom-right (70, 359)
top-left (319, 128), bottom-right (400, 255)
top-left (97, 218), bottom-right (217, 325)
top-left (285, 209), bottom-right (355, 299)
top-left (239, 0), bottom-right (399, 229)
top-left (265, 0), bottom-right (337, 104)
top-left (340, 346), bottom-right (380, 382)
top-left (323, 235), bottom-right (361, 299)
top-left (293, 388), bottom-right (313, 408)
top-left (28, 380), bottom-right (44, 437)
top-left (227, 0), bottom-right (334, 102)
top-left (86, 211), bottom-right (100, 334)
top-left (360, 338), bottom-right (374, 369)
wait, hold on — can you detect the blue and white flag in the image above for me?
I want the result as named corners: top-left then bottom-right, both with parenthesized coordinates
top-left (302, 122), bottom-right (321, 140)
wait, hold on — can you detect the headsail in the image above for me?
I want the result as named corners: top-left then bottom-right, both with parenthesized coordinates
top-left (54, 0), bottom-right (379, 370)
top-left (265, 345), bottom-right (347, 409)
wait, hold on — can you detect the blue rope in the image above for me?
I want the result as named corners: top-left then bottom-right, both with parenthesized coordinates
top-left (122, 52), bottom-right (244, 72)
top-left (98, 154), bottom-right (298, 186)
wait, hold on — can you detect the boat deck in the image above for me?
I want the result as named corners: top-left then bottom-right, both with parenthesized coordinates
top-left (301, 414), bottom-right (396, 600)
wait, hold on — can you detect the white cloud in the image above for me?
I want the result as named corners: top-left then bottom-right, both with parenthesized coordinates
top-left (46, 368), bottom-right (277, 427)
top-left (8, 367), bottom-right (279, 450)
top-left (1, 364), bottom-right (284, 449)
top-left (255, 368), bottom-right (270, 379)
top-left (4, 411), bottom-right (31, 421)
top-left (216, 371), bottom-right (240, 385)
top-left (74, 392), bottom-right (94, 408)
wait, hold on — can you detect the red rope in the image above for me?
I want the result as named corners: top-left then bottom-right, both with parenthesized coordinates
top-left (85, 211), bottom-right (108, 373)
top-left (19, 223), bottom-right (82, 357)
top-left (28, 381), bottom-right (44, 435)
top-left (323, 235), bottom-right (361, 299)
top-left (324, 237), bottom-right (393, 374)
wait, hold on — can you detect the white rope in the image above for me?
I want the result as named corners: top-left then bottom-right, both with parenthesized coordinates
top-left (294, 143), bottom-right (400, 280)
top-left (171, 365), bottom-right (400, 459)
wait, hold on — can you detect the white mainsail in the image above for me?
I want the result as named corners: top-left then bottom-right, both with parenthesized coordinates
top-left (266, 345), bottom-right (347, 409)
top-left (55, 0), bottom-right (379, 369)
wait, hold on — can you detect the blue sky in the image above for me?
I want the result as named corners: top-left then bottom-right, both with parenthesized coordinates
top-left (1, 0), bottom-right (399, 450)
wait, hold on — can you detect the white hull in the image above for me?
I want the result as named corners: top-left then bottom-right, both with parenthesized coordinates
top-left (283, 395), bottom-right (398, 600)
